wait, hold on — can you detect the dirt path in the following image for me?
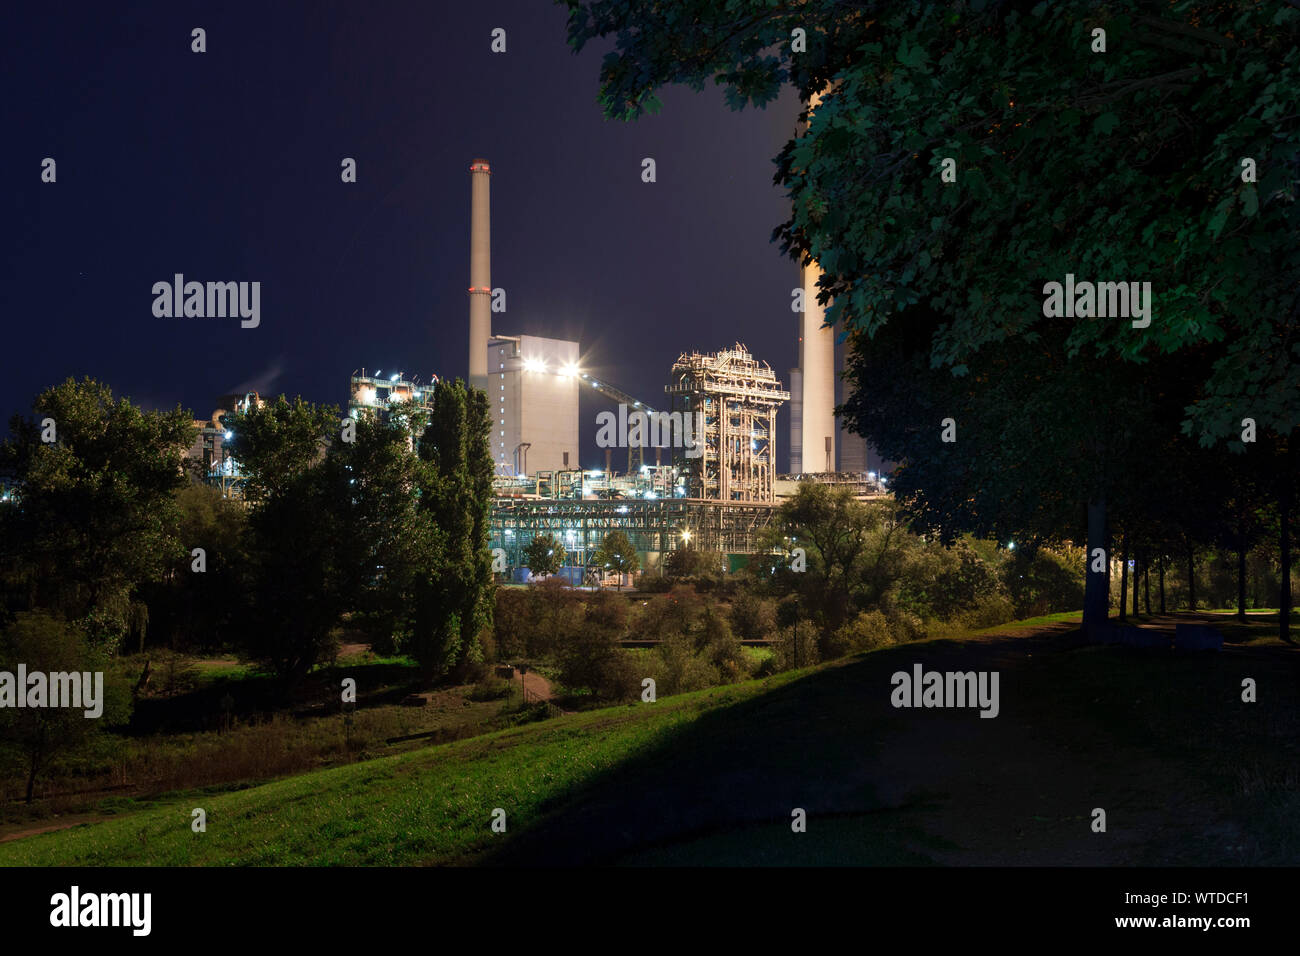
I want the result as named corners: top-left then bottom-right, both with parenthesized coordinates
top-left (0, 813), bottom-right (103, 845)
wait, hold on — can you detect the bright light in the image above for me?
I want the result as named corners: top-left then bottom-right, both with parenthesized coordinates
top-left (1008, 541), bottom-right (1016, 551)
top-left (868, 471), bottom-right (877, 480)
top-left (644, 490), bottom-right (657, 499)
top-left (523, 357), bottom-right (545, 373)
top-left (680, 529), bottom-right (692, 544)
top-left (561, 363), bottom-right (579, 377)
top-left (617, 506), bottom-right (628, 514)
top-left (390, 373), bottom-right (400, 382)
top-left (224, 431), bottom-right (232, 440)
top-left (588, 470), bottom-right (603, 477)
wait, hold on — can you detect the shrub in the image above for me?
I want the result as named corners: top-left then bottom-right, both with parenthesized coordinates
top-left (957, 593), bottom-right (1018, 630)
top-left (729, 591), bottom-right (777, 640)
top-left (1003, 546), bottom-right (1084, 617)
top-left (770, 624), bottom-right (820, 672)
top-left (555, 592), bottom-right (628, 700)
top-left (467, 675), bottom-right (511, 701)
top-left (837, 610), bottom-right (895, 653)
top-left (654, 632), bottom-right (718, 695)
top-left (885, 608), bottom-right (927, 642)
top-left (637, 572), bottom-right (673, 593)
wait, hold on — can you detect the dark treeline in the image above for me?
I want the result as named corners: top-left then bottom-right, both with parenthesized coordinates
top-left (0, 376), bottom-right (495, 800)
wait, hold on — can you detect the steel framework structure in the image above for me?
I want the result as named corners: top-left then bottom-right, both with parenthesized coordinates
top-left (490, 496), bottom-right (779, 571)
top-left (665, 344), bottom-right (790, 503)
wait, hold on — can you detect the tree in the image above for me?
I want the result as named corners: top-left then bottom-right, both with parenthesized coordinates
top-left (565, 1), bottom-right (1300, 638)
top-left (236, 397), bottom-right (441, 688)
top-left (662, 547), bottom-right (724, 583)
top-left (768, 482), bottom-right (877, 635)
top-left (523, 533), bottom-right (566, 578)
top-left (140, 482), bottom-right (249, 653)
top-left (223, 395), bottom-right (338, 504)
top-left (0, 377), bottom-right (194, 638)
top-left (0, 612), bottom-right (132, 803)
top-left (411, 379), bottom-right (495, 680)
top-left (557, 591), bottom-right (635, 700)
top-left (593, 530), bottom-right (640, 589)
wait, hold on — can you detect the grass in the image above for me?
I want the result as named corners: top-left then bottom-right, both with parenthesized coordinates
top-left (0, 654), bottom-right (520, 824)
top-left (0, 673), bottom-right (811, 865)
top-left (5, 609), bottom-right (1297, 866)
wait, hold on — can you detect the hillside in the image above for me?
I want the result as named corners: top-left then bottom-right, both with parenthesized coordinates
top-left (3, 614), bottom-right (1296, 866)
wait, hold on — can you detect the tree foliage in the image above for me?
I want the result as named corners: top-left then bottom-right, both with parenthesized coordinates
top-left (0, 377), bottom-right (194, 634)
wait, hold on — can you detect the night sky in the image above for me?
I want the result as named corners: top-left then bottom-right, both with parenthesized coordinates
top-left (2, 1), bottom-right (806, 469)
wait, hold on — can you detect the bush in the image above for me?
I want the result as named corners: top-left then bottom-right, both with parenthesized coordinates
top-left (637, 572), bottom-right (673, 593)
top-left (638, 586), bottom-right (705, 642)
top-left (837, 610), bottom-right (895, 653)
top-left (885, 608), bottom-right (927, 642)
top-left (493, 588), bottom-right (531, 659)
top-left (956, 593), bottom-right (1018, 630)
top-left (468, 675), bottom-right (511, 701)
top-left (1004, 546), bottom-right (1084, 617)
top-left (769, 624), bottom-right (820, 672)
top-left (556, 592), bottom-right (629, 700)
top-left (662, 549), bottom-right (726, 589)
top-left (654, 632), bottom-right (719, 695)
top-left (729, 591), bottom-right (777, 641)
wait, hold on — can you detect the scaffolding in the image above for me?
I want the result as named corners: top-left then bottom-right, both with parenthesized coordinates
top-left (665, 344), bottom-right (790, 503)
top-left (490, 495), bottom-right (779, 573)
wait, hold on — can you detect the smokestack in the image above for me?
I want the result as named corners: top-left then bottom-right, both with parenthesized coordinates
top-left (800, 259), bottom-right (836, 473)
top-left (468, 158), bottom-right (492, 392)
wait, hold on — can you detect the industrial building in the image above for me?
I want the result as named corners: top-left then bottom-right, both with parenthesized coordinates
top-left (195, 149), bottom-right (887, 582)
top-left (488, 334), bottom-right (579, 476)
top-left (348, 369), bottom-right (435, 422)
top-left (466, 158), bottom-right (580, 476)
top-left (665, 344), bottom-right (789, 502)
top-left (186, 391), bottom-right (263, 500)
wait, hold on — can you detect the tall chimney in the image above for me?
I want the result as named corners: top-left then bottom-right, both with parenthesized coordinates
top-left (797, 91), bottom-right (836, 474)
top-left (800, 259), bottom-right (836, 473)
top-left (468, 158), bottom-right (492, 392)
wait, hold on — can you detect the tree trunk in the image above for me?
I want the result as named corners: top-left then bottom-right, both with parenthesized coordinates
top-left (25, 740), bottom-right (40, 804)
top-left (1119, 531), bottom-right (1129, 622)
top-left (1237, 512), bottom-right (1248, 621)
top-left (1187, 546), bottom-right (1196, 611)
top-left (1282, 477), bottom-right (1294, 645)
top-left (1132, 552), bottom-right (1140, 618)
top-left (1083, 498), bottom-right (1110, 638)
top-left (1158, 555), bottom-right (1166, 614)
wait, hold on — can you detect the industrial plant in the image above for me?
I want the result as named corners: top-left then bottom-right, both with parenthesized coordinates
top-left (187, 157), bottom-right (885, 581)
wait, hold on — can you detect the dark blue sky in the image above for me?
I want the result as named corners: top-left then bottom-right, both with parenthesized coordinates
top-left (2, 0), bottom-right (804, 468)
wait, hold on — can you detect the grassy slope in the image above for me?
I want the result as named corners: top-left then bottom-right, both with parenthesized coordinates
top-left (4, 611), bottom-right (1296, 866)
top-left (0, 672), bottom-right (813, 866)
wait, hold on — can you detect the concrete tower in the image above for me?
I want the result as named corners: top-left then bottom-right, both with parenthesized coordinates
top-left (799, 260), bottom-right (836, 473)
top-left (468, 158), bottom-right (492, 392)
top-left (796, 91), bottom-right (836, 474)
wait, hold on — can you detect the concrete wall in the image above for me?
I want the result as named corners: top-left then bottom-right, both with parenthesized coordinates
top-left (488, 333), bottom-right (579, 476)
